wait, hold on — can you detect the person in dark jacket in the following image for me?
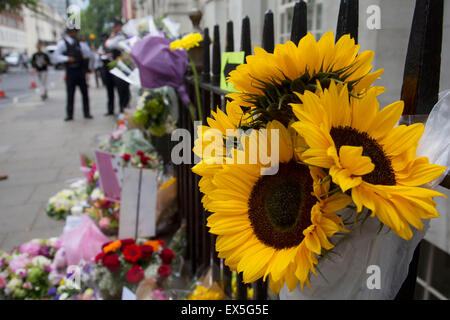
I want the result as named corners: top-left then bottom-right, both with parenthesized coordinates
top-left (31, 42), bottom-right (51, 100)
top-left (54, 27), bottom-right (93, 121)
top-left (98, 34), bottom-right (116, 116)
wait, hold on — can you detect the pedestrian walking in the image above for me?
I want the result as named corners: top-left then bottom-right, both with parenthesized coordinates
top-left (98, 34), bottom-right (116, 116)
top-left (31, 42), bottom-right (51, 100)
top-left (54, 27), bottom-right (93, 121)
top-left (20, 51), bottom-right (29, 71)
top-left (105, 18), bottom-right (130, 114)
top-left (90, 44), bottom-right (102, 88)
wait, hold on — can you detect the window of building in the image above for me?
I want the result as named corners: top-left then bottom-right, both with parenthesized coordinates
top-left (278, 0), bottom-right (323, 44)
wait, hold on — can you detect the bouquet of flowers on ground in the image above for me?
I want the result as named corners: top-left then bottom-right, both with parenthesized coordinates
top-left (133, 89), bottom-right (178, 137)
top-left (45, 189), bottom-right (78, 220)
top-left (121, 150), bottom-right (162, 170)
top-left (47, 263), bottom-right (98, 300)
top-left (80, 154), bottom-right (99, 195)
top-left (0, 238), bottom-right (60, 299)
top-left (92, 238), bottom-right (176, 300)
top-left (85, 188), bottom-right (120, 236)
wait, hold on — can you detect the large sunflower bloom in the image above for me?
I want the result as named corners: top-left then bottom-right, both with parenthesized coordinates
top-left (200, 121), bottom-right (351, 292)
top-left (192, 101), bottom-right (246, 207)
top-left (226, 31), bottom-right (384, 128)
top-left (292, 82), bottom-right (447, 240)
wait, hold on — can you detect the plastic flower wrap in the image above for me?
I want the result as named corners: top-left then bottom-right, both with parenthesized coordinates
top-left (191, 32), bottom-right (447, 296)
top-left (92, 238), bottom-right (175, 300)
top-left (0, 238), bottom-right (60, 300)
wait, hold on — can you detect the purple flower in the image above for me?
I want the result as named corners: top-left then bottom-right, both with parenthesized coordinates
top-left (44, 265), bottom-right (53, 273)
top-left (39, 246), bottom-right (50, 257)
top-left (0, 258), bottom-right (5, 268)
top-left (47, 287), bottom-right (57, 296)
top-left (17, 269), bottom-right (28, 279)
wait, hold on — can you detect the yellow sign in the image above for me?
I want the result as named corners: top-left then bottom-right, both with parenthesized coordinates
top-left (220, 51), bottom-right (245, 92)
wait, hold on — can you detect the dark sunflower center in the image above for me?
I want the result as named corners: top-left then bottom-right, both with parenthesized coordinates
top-left (242, 71), bottom-right (359, 130)
top-left (248, 161), bottom-right (316, 249)
top-left (330, 126), bottom-right (396, 185)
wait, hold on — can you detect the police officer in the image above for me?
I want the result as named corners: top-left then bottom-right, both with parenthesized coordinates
top-left (98, 34), bottom-right (116, 116)
top-left (54, 27), bottom-right (93, 121)
top-left (105, 18), bottom-right (130, 114)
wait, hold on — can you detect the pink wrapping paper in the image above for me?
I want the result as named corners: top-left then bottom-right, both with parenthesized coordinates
top-left (60, 215), bottom-right (110, 266)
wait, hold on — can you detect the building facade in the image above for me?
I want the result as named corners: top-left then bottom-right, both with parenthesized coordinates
top-left (0, 3), bottom-right (65, 56)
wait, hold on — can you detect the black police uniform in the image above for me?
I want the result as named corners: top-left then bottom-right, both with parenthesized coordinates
top-left (99, 45), bottom-right (116, 115)
top-left (111, 47), bottom-right (130, 113)
top-left (64, 39), bottom-right (92, 119)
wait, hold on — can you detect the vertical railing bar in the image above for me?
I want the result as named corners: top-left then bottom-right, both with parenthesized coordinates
top-left (400, 0), bottom-right (443, 115)
top-left (262, 10), bottom-right (275, 54)
top-left (290, 0), bottom-right (307, 44)
top-left (241, 15), bottom-right (252, 57)
top-left (202, 27), bottom-right (211, 83)
top-left (336, 0), bottom-right (359, 43)
top-left (226, 20), bottom-right (234, 52)
top-left (212, 24), bottom-right (221, 87)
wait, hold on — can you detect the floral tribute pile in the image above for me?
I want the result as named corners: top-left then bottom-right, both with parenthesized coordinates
top-left (0, 239), bottom-right (59, 299)
top-left (192, 31), bottom-right (447, 293)
top-left (92, 238), bottom-right (176, 299)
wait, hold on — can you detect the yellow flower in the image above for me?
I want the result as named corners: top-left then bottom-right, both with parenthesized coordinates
top-left (291, 81), bottom-right (447, 240)
top-left (188, 285), bottom-right (224, 300)
top-left (226, 31), bottom-right (384, 128)
top-left (103, 240), bottom-right (122, 254)
top-left (170, 33), bottom-right (203, 51)
top-left (197, 121), bottom-right (351, 292)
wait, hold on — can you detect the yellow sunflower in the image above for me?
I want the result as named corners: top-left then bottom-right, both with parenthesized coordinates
top-left (192, 101), bottom-right (247, 207)
top-left (291, 81), bottom-right (447, 240)
top-left (226, 31), bottom-right (384, 128)
top-left (199, 121), bottom-right (351, 292)
top-left (170, 32), bottom-right (203, 51)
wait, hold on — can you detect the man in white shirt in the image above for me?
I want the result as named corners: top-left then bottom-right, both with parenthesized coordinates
top-left (54, 27), bottom-right (93, 121)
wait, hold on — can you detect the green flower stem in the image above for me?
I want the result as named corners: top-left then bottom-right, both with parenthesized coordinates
top-left (189, 55), bottom-right (203, 121)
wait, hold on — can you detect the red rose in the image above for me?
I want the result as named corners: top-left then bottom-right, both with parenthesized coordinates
top-left (126, 265), bottom-right (144, 283)
top-left (121, 238), bottom-right (135, 247)
top-left (158, 240), bottom-right (165, 246)
top-left (136, 150), bottom-right (144, 157)
top-left (160, 247), bottom-right (175, 265)
top-left (122, 153), bottom-right (131, 162)
top-left (95, 252), bottom-right (105, 263)
top-left (158, 264), bottom-right (171, 278)
top-left (102, 254), bottom-right (121, 273)
top-left (123, 244), bottom-right (142, 263)
top-left (140, 155), bottom-right (150, 165)
top-left (140, 245), bottom-right (153, 259)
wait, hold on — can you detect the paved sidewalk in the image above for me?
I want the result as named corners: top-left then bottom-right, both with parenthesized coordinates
top-left (0, 72), bottom-right (116, 251)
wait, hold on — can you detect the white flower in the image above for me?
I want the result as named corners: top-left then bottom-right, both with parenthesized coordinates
top-left (31, 256), bottom-right (52, 268)
top-left (46, 237), bottom-right (59, 247)
top-left (90, 188), bottom-right (103, 200)
top-left (71, 206), bottom-right (83, 216)
top-left (59, 292), bottom-right (69, 300)
top-left (6, 278), bottom-right (23, 291)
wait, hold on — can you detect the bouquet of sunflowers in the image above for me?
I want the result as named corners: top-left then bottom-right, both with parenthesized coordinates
top-left (192, 32), bottom-right (447, 298)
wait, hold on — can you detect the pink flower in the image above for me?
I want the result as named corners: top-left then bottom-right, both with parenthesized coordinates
top-left (0, 277), bottom-right (7, 289)
top-left (99, 217), bottom-right (111, 229)
top-left (19, 242), bottom-right (41, 257)
top-left (9, 255), bottom-right (30, 273)
top-left (23, 282), bottom-right (32, 290)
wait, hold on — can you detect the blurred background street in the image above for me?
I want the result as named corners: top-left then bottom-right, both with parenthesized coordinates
top-left (0, 72), bottom-right (115, 251)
